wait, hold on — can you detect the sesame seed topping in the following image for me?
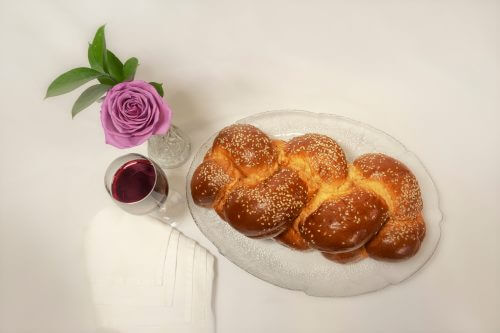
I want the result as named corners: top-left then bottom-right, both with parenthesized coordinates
top-left (192, 126), bottom-right (426, 260)
top-left (213, 124), bottom-right (277, 172)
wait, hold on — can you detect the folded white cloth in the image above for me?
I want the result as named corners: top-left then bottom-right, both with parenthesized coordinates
top-left (85, 207), bottom-right (215, 333)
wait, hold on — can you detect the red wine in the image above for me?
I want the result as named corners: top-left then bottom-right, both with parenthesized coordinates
top-left (112, 159), bottom-right (157, 203)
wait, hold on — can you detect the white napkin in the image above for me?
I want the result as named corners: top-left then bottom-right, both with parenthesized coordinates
top-left (85, 207), bottom-right (215, 333)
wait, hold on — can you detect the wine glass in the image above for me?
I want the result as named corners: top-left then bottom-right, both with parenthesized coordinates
top-left (104, 153), bottom-right (183, 225)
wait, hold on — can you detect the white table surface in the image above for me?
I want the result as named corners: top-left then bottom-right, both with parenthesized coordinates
top-left (1, 1), bottom-right (499, 332)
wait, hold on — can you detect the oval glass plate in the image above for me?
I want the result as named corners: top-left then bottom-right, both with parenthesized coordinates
top-left (186, 110), bottom-right (442, 296)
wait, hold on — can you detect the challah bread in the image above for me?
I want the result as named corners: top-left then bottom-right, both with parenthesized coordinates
top-left (211, 123), bottom-right (278, 178)
top-left (275, 223), bottom-right (311, 250)
top-left (284, 134), bottom-right (348, 188)
top-left (276, 134), bottom-right (349, 250)
top-left (222, 168), bottom-right (308, 238)
top-left (299, 188), bottom-right (390, 253)
top-left (351, 154), bottom-right (426, 260)
top-left (191, 158), bottom-right (238, 208)
top-left (351, 153), bottom-right (423, 220)
top-left (191, 124), bottom-right (308, 238)
top-left (303, 153), bottom-right (425, 263)
top-left (365, 213), bottom-right (425, 260)
top-left (191, 124), bottom-right (277, 209)
top-left (190, 124), bottom-right (426, 263)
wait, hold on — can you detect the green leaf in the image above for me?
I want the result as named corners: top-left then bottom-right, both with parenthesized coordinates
top-left (71, 84), bottom-right (111, 118)
top-left (123, 57), bottom-right (139, 81)
top-left (97, 76), bottom-right (117, 85)
top-left (87, 43), bottom-right (103, 72)
top-left (149, 82), bottom-right (164, 97)
top-left (106, 50), bottom-right (123, 82)
top-left (46, 67), bottom-right (104, 98)
top-left (89, 25), bottom-right (107, 73)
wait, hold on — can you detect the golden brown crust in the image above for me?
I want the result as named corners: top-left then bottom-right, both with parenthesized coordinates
top-left (284, 134), bottom-right (348, 188)
top-left (351, 153), bottom-right (425, 260)
top-left (322, 247), bottom-right (368, 264)
top-left (212, 124), bottom-right (278, 177)
top-left (191, 126), bottom-right (427, 263)
top-left (352, 153), bottom-right (423, 220)
top-left (366, 214), bottom-right (426, 260)
top-left (222, 168), bottom-right (308, 238)
top-left (190, 159), bottom-right (238, 208)
top-left (299, 188), bottom-right (390, 253)
top-left (275, 220), bottom-right (311, 251)
top-left (272, 139), bottom-right (287, 164)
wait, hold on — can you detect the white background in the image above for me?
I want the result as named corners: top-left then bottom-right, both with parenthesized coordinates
top-left (0, 0), bottom-right (499, 332)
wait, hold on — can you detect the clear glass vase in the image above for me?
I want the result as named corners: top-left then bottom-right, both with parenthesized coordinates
top-left (147, 125), bottom-right (191, 169)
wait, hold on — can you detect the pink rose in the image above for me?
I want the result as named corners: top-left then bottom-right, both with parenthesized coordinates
top-left (100, 80), bottom-right (172, 148)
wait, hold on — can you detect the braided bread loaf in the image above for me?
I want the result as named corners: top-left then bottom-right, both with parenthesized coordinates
top-left (191, 124), bottom-right (425, 263)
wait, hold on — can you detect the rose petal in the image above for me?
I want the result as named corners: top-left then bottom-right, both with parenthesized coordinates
top-left (100, 80), bottom-right (172, 148)
top-left (104, 129), bottom-right (151, 149)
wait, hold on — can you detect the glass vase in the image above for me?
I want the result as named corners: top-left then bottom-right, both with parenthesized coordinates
top-left (147, 125), bottom-right (191, 169)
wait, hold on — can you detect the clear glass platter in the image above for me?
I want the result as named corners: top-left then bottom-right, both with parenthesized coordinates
top-left (186, 110), bottom-right (443, 296)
